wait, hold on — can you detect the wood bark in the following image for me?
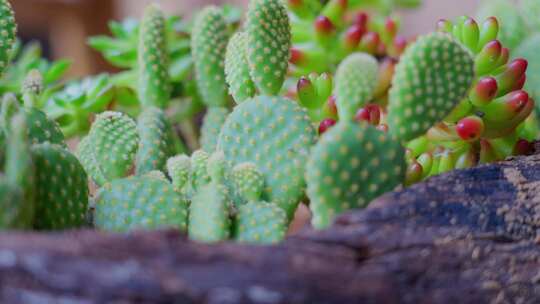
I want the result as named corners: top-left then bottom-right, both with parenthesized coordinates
top-left (1, 145), bottom-right (539, 303)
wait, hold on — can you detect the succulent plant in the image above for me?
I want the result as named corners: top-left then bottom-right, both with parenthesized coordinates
top-left (166, 154), bottom-right (191, 193)
top-left (0, 113), bottom-right (34, 229)
top-left (235, 201), bottom-right (287, 244)
top-left (77, 111), bottom-right (139, 186)
top-left (246, 0), bottom-right (291, 95)
top-left (218, 95), bottom-right (317, 218)
top-left (31, 142), bottom-right (88, 230)
top-left (45, 74), bottom-right (115, 137)
top-left (135, 106), bottom-right (184, 175)
top-left (200, 106), bottom-right (229, 152)
top-left (224, 31), bottom-right (256, 103)
top-left (0, 0), bottom-right (16, 76)
top-left (188, 152), bottom-right (232, 242)
top-left (94, 175), bottom-right (189, 232)
top-left (138, 4), bottom-right (171, 109)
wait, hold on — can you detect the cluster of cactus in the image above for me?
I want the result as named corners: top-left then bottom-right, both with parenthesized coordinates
top-left (1, 0), bottom-right (540, 242)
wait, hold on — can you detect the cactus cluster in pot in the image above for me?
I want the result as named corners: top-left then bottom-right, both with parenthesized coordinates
top-left (0, 0), bottom-right (538, 241)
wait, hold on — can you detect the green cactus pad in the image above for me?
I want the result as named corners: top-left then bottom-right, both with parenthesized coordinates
top-left (246, 0), bottom-right (291, 95)
top-left (217, 95), bottom-right (317, 218)
top-left (0, 114), bottom-right (34, 229)
top-left (0, 0), bottom-right (16, 75)
top-left (334, 53), bottom-right (379, 121)
top-left (32, 143), bottom-right (88, 230)
top-left (144, 170), bottom-right (168, 181)
top-left (200, 107), bottom-right (229, 153)
top-left (135, 107), bottom-right (177, 175)
top-left (191, 6), bottom-right (228, 107)
top-left (94, 176), bottom-right (189, 232)
top-left (138, 4), bottom-right (171, 108)
top-left (189, 182), bottom-right (231, 243)
top-left (25, 108), bottom-right (66, 147)
top-left (306, 122), bottom-right (406, 229)
top-left (190, 149), bottom-right (211, 193)
top-left (166, 154), bottom-right (190, 193)
top-left (231, 162), bottom-right (264, 203)
top-left (235, 201), bottom-right (287, 244)
top-left (388, 33), bottom-right (475, 142)
top-left (79, 111), bottom-right (139, 185)
top-left (225, 32), bottom-right (256, 103)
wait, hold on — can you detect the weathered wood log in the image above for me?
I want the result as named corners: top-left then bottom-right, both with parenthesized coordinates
top-left (1, 146), bottom-right (539, 303)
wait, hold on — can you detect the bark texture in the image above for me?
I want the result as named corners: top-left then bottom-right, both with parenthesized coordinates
top-left (1, 146), bottom-right (540, 303)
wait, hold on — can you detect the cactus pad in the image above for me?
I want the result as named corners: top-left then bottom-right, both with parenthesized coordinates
top-left (246, 0), bottom-right (291, 95)
top-left (218, 95), bottom-right (317, 217)
top-left (135, 107), bottom-right (176, 175)
top-left (235, 201), bottom-right (288, 244)
top-left (138, 4), bottom-right (171, 108)
top-left (25, 108), bottom-right (66, 147)
top-left (334, 53), bottom-right (379, 121)
top-left (191, 6), bottom-right (228, 107)
top-left (190, 149), bottom-right (211, 192)
top-left (94, 176), bottom-right (189, 232)
top-left (306, 122), bottom-right (406, 229)
top-left (166, 154), bottom-right (190, 193)
top-left (225, 32), bottom-right (256, 103)
top-left (200, 107), bottom-right (229, 152)
top-left (32, 143), bottom-right (88, 230)
top-left (79, 111), bottom-right (139, 185)
top-left (231, 162), bottom-right (264, 203)
top-left (0, 0), bottom-right (16, 75)
top-left (188, 182), bottom-right (232, 242)
top-left (388, 33), bottom-right (475, 142)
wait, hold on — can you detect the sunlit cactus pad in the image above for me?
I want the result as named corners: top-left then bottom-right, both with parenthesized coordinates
top-left (32, 143), bottom-right (88, 230)
top-left (191, 6), bottom-right (228, 107)
top-left (246, 0), bottom-right (291, 95)
top-left (200, 107), bottom-right (229, 152)
top-left (225, 31), bottom-right (256, 103)
top-left (306, 122), bottom-right (406, 229)
top-left (235, 201), bottom-right (288, 244)
top-left (94, 176), bottom-right (189, 232)
top-left (388, 33), bottom-right (475, 141)
top-left (218, 95), bottom-right (317, 217)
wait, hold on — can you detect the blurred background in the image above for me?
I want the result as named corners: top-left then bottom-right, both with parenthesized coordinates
top-left (13, 0), bottom-right (482, 78)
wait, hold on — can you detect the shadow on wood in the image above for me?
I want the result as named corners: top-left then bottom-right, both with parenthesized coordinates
top-left (0, 145), bottom-right (539, 303)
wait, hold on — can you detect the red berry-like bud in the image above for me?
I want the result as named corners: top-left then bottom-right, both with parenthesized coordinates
top-left (384, 18), bottom-right (397, 37)
top-left (289, 48), bottom-right (304, 65)
top-left (326, 95), bottom-right (337, 116)
top-left (354, 12), bottom-right (368, 28)
top-left (354, 104), bottom-right (381, 125)
top-left (318, 118), bottom-right (336, 134)
top-left (456, 116), bottom-right (484, 141)
top-left (507, 58), bottom-right (528, 79)
top-left (506, 90), bottom-right (529, 113)
top-left (471, 77), bottom-right (498, 106)
top-left (393, 36), bottom-right (407, 55)
top-left (288, 0), bottom-right (303, 8)
top-left (513, 74), bottom-right (526, 91)
top-left (359, 32), bottom-right (380, 54)
top-left (344, 24), bottom-right (365, 49)
top-left (514, 139), bottom-right (533, 155)
top-left (315, 15), bottom-right (335, 35)
top-left (376, 124), bottom-right (388, 132)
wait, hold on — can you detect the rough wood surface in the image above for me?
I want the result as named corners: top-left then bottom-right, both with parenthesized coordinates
top-left (1, 146), bottom-right (540, 303)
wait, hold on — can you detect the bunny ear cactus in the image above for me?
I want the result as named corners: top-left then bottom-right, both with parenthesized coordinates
top-left (225, 31), bottom-right (256, 103)
top-left (191, 6), bottom-right (229, 107)
top-left (0, 0), bottom-right (16, 76)
top-left (188, 152), bottom-right (232, 242)
top-left (78, 111), bottom-right (139, 186)
top-left (31, 143), bottom-right (88, 230)
top-left (190, 149), bottom-right (211, 193)
top-left (94, 176), bottom-right (189, 232)
top-left (334, 52), bottom-right (379, 120)
top-left (166, 154), bottom-right (190, 193)
top-left (0, 113), bottom-right (34, 228)
top-left (200, 106), bottom-right (229, 152)
top-left (306, 122), bottom-right (405, 229)
top-left (138, 4), bottom-right (171, 108)
top-left (231, 162), bottom-right (264, 203)
top-left (135, 106), bottom-right (183, 175)
top-left (246, 0), bottom-right (291, 95)
top-left (387, 32), bottom-right (475, 141)
top-left (235, 201), bottom-right (288, 244)
top-left (218, 95), bottom-right (317, 218)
